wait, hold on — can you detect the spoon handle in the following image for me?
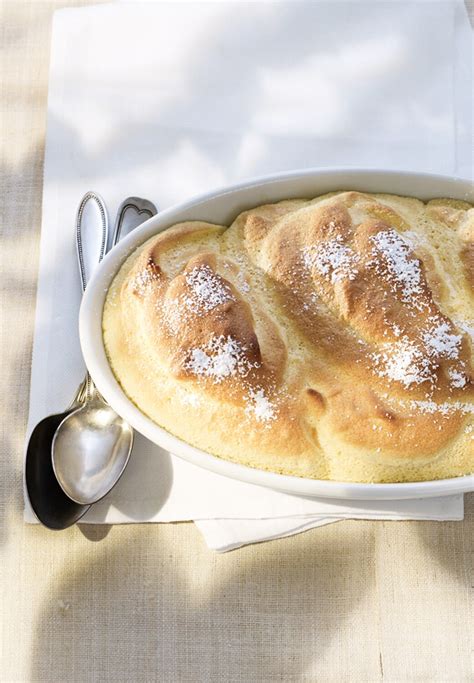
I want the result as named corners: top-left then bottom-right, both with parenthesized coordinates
top-left (111, 197), bottom-right (157, 247)
top-left (75, 193), bottom-right (158, 404)
top-left (68, 375), bottom-right (90, 409)
top-left (75, 191), bottom-right (109, 401)
top-left (76, 191), bottom-right (108, 293)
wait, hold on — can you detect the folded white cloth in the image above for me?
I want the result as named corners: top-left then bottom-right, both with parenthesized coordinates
top-left (24, 0), bottom-right (471, 550)
top-left (196, 492), bottom-right (465, 551)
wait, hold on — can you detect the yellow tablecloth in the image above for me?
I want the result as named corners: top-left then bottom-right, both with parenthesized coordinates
top-left (1, 2), bottom-right (473, 680)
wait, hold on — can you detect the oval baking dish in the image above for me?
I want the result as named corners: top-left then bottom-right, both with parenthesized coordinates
top-left (80, 168), bottom-right (474, 500)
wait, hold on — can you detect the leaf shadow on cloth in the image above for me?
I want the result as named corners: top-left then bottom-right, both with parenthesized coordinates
top-left (369, 503), bottom-right (474, 678)
top-left (1, 154), bottom-right (50, 549)
top-left (416, 491), bottom-right (474, 584)
top-left (29, 520), bottom-right (378, 681)
top-left (43, 1), bottom-right (454, 198)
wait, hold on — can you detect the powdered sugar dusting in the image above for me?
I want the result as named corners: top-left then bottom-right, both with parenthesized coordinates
top-left (381, 390), bottom-right (473, 418)
top-left (184, 337), bottom-right (278, 423)
top-left (162, 264), bottom-right (235, 332)
top-left (303, 236), bottom-right (359, 283)
top-left (162, 299), bottom-right (182, 334)
top-left (370, 230), bottom-right (425, 309)
top-left (185, 335), bottom-right (258, 383)
top-left (132, 267), bottom-right (160, 295)
top-left (408, 399), bottom-right (474, 416)
top-left (184, 264), bottom-right (234, 312)
top-left (392, 323), bottom-right (402, 337)
top-left (422, 317), bottom-right (462, 360)
top-left (364, 242), bottom-right (466, 387)
top-left (371, 338), bottom-right (433, 387)
top-left (448, 369), bottom-right (467, 389)
top-left (245, 388), bottom-right (277, 423)
top-left (371, 320), bottom-right (466, 389)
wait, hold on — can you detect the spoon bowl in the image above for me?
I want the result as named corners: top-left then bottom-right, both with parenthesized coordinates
top-left (25, 411), bottom-right (91, 529)
top-left (52, 394), bottom-right (133, 504)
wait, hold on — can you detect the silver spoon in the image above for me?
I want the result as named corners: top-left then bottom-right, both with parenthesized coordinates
top-left (25, 193), bottom-right (157, 527)
top-left (52, 195), bottom-right (158, 505)
top-left (25, 191), bottom-right (108, 528)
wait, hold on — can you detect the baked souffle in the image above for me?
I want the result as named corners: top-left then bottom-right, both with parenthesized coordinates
top-left (103, 191), bottom-right (473, 483)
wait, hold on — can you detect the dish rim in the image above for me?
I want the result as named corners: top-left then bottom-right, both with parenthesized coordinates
top-left (79, 167), bottom-right (474, 500)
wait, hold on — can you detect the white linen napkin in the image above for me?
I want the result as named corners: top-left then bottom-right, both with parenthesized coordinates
top-left (24, 0), bottom-right (471, 550)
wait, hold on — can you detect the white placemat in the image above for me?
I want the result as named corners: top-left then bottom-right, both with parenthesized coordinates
top-left (24, 0), bottom-right (471, 550)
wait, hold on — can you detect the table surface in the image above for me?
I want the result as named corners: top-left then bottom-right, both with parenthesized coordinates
top-left (1, 1), bottom-right (473, 681)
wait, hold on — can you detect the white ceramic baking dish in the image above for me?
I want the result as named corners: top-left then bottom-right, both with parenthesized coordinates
top-left (80, 168), bottom-right (474, 499)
